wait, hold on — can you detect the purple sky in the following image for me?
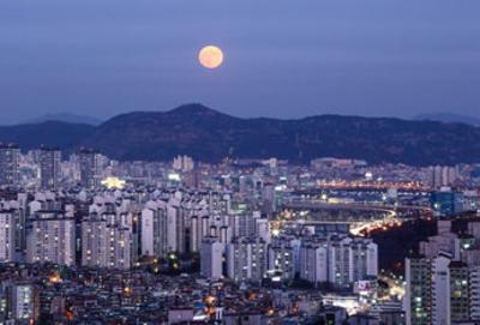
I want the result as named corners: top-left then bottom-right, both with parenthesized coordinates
top-left (0, 0), bottom-right (479, 124)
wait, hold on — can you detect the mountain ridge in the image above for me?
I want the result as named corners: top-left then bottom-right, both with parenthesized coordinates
top-left (0, 121), bottom-right (96, 150)
top-left (1, 104), bottom-right (480, 166)
top-left (413, 112), bottom-right (480, 126)
top-left (23, 112), bottom-right (103, 126)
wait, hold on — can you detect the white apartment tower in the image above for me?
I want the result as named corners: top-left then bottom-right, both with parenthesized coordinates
top-left (299, 236), bottom-right (378, 287)
top-left (299, 241), bottom-right (328, 283)
top-left (405, 253), bottom-right (452, 325)
top-left (81, 212), bottom-right (132, 269)
top-left (268, 240), bottom-right (295, 281)
top-left (7, 283), bottom-right (39, 322)
top-left (200, 236), bottom-right (224, 280)
top-left (141, 203), bottom-right (168, 258)
top-left (226, 237), bottom-right (268, 283)
top-left (0, 209), bottom-right (16, 262)
top-left (26, 210), bottom-right (75, 266)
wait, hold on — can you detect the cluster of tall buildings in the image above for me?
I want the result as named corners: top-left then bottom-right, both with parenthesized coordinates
top-left (9, 143), bottom-right (480, 323)
top-left (429, 165), bottom-right (460, 189)
top-left (299, 235), bottom-right (378, 287)
top-left (0, 190), bottom-right (251, 269)
top-left (0, 186), bottom-right (377, 292)
top-left (405, 220), bottom-right (480, 325)
top-left (0, 143), bottom-right (103, 190)
top-left (172, 155), bottom-right (195, 172)
top-left (201, 230), bottom-right (378, 289)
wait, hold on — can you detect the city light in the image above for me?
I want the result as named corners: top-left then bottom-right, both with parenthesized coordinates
top-left (101, 176), bottom-right (126, 189)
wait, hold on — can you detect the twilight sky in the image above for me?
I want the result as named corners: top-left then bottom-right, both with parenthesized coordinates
top-left (1, 0), bottom-right (479, 124)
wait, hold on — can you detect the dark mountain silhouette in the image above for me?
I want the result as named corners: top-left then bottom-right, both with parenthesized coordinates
top-left (2, 104), bottom-right (480, 166)
top-left (0, 121), bottom-right (95, 150)
top-left (414, 112), bottom-right (480, 126)
top-left (84, 104), bottom-right (480, 165)
top-left (25, 112), bottom-right (103, 126)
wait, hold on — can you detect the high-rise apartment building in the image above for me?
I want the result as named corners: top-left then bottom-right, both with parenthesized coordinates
top-left (141, 203), bottom-right (168, 258)
top-left (429, 165), bottom-right (459, 189)
top-left (469, 266), bottom-right (480, 321)
top-left (405, 256), bottom-right (433, 325)
top-left (449, 261), bottom-right (470, 322)
top-left (0, 209), bottom-right (15, 262)
top-left (79, 148), bottom-right (102, 188)
top-left (299, 241), bottom-right (328, 284)
top-left (81, 212), bottom-right (132, 269)
top-left (431, 254), bottom-right (451, 325)
top-left (226, 237), bottom-right (268, 283)
top-left (299, 236), bottom-right (378, 288)
top-left (268, 239), bottom-right (296, 281)
top-left (172, 155), bottom-right (194, 172)
top-left (166, 203), bottom-right (185, 254)
top-left (26, 210), bottom-right (75, 266)
top-left (405, 253), bottom-right (454, 325)
top-left (351, 238), bottom-right (379, 284)
top-left (6, 283), bottom-right (39, 323)
top-left (404, 220), bottom-right (480, 325)
top-left (0, 143), bottom-right (20, 187)
top-left (39, 147), bottom-right (61, 190)
top-left (200, 236), bottom-right (224, 280)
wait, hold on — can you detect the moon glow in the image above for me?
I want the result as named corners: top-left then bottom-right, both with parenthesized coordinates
top-left (198, 45), bottom-right (224, 69)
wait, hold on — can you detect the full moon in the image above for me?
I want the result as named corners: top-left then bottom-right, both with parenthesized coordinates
top-left (198, 45), bottom-right (224, 69)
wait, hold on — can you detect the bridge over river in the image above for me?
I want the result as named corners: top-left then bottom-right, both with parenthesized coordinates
top-left (279, 201), bottom-right (431, 236)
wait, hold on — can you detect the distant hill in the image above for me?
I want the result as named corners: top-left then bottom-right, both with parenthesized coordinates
top-left (0, 121), bottom-right (95, 150)
top-left (2, 104), bottom-right (480, 166)
top-left (84, 104), bottom-right (480, 166)
top-left (414, 112), bottom-right (480, 126)
top-left (26, 112), bottom-right (103, 126)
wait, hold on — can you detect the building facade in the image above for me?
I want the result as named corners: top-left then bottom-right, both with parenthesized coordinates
top-left (0, 143), bottom-right (20, 187)
top-left (39, 147), bottom-right (61, 190)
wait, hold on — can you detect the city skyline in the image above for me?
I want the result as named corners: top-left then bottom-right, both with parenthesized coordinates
top-left (0, 139), bottom-right (479, 324)
top-left (1, 1), bottom-right (480, 324)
